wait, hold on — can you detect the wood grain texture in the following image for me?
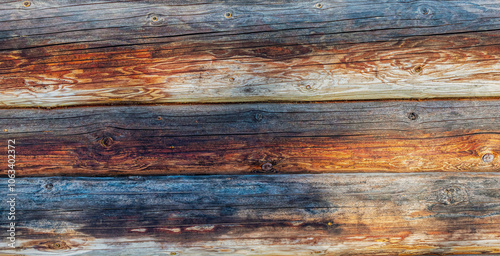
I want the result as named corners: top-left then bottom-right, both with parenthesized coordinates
top-left (0, 0), bottom-right (499, 106)
top-left (1, 173), bottom-right (499, 255)
top-left (1, 99), bottom-right (500, 176)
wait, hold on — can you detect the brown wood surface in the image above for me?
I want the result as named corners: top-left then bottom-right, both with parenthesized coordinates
top-left (1, 1), bottom-right (499, 254)
top-left (0, 0), bottom-right (499, 106)
top-left (1, 99), bottom-right (499, 176)
top-left (1, 173), bottom-right (499, 255)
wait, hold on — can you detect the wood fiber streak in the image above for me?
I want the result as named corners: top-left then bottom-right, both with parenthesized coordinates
top-left (0, 0), bottom-right (499, 106)
top-left (1, 100), bottom-right (500, 176)
top-left (0, 173), bottom-right (499, 255)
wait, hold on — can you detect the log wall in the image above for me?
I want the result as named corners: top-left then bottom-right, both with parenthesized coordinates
top-left (1, 0), bottom-right (499, 255)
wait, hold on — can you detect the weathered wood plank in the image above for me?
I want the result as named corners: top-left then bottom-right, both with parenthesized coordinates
top-left (0, 0), bottom-right (499, 106)
top-left (1, 99), bottom-right (500, 176)
top-left (1, 173), bottom-right (499, 255)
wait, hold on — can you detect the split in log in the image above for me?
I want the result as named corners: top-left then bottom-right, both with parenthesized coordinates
top-left (1, 173), bottom-right (499, 255)
top-left (1, 99), bottom-right (500, 176)
top-left (0, 0), bottom-right (499, 106)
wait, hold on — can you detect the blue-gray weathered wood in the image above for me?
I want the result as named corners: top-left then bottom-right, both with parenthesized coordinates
top-left (0, 173), bottom-right (499, 255)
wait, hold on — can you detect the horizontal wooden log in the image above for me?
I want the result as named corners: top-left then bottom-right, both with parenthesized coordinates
top-left (1, 173), bottom-right (499, 255)
top-left (0, 0), bottom-right (499, 106)
top-left (1, 99), bottom-right (500, 176)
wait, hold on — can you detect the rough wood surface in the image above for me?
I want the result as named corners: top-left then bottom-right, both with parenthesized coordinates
top-left (0, 0), bottom-right (499, 106)
top-left (1, 99), bottom-right (499, 176)
top-left (1, 173), bottom-right (499, 255)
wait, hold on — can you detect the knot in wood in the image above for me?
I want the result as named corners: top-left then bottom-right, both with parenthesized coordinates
top-left (482, 153), bottom-right (494, 163)
top-left (421, 7), bottom-right (430, 15)
top-left (261, 162), bottom-right (273, 172)
top-left (100, 137), bottom-right (114, 148)
top-left (408, 112), bottom-right (418, 120)
top-left (254, 113), bottom-right (263, 122)
top-left (413, 65), bottom-right (423, 74)
top-left (436, 186), bottom-right (468, 205)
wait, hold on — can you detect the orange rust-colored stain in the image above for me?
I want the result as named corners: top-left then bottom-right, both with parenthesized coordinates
top-left (31, 240), bottom-right (76, 251)
top-left (426, 231), bottom-right (449, 235)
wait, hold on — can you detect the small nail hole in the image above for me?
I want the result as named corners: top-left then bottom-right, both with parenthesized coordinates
top-left (224, 12), bottom-right (232, 19)
top-left (315, 3), bottom-right (323, 8)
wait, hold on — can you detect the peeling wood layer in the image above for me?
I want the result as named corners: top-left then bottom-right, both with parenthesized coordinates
top-left (1, 99), bottom-right (500, 176)
top-left (0, 173), bottom-right (499, 255)
top-left (0, 0), bottom-right (499, 106)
